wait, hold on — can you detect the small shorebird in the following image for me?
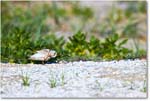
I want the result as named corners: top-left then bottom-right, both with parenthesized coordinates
top-left (29, 49), bottom-right (57, 64)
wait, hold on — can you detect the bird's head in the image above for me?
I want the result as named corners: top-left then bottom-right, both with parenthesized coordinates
top-left (49, 50), bottom-right (57, 58)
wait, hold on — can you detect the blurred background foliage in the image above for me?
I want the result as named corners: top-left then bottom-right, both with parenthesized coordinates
top-left (1, 1), bottom-right (147, 63)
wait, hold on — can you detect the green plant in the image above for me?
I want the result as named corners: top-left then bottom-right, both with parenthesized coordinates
top-left (44, 1), bottom-right (67, 26)
top-left (122, 20), bottom-right (146, 58)
top-left (141, 80), bottom-right (147, 93)
top-left (21, 75), bottom-right (30, 86)
top-left (71, 2), bottom-right (94, 30)
top-left (20, 70), bottom-right (30, 86)
top-left (122, 20), bottom-right (139, 38)
top-left (72, 2), bottom-right (93, 20)
top-left (65, 31), bottom-right (132, 61)
top-left (49, 77), bottom-right (57, 88)
top-left (1, 27), bottom-right (33, 63)
top-left (1, 2), bottom-right (49, 38)
top-left (124, 1), bottom-right (147, 17)
top-left (64, 31), bottom-right (101, 61)
top-left (65, 31), bottom-right (89, 58)
top-left (61, 72), bottom-right (65, 86)
top-left (48, 70), bottom-right (67, 88)
top-left (88, 35), bottom-right (101, 57)
top-left (48, 71), bottom-right (58, 88)
top-left (100, 34), bottom-right (133, 60)
top-left (131, 40), bottom-right (146, 59)
top-left (48, 72), bottom-right (66, 88)
top-left (42, 34), bottom-right (66, 54)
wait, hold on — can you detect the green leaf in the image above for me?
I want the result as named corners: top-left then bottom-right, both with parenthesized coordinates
top-left (118, 39), bottom-right (128, 47)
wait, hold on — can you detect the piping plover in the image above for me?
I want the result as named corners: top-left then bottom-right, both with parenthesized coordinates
top-left (29, 49), bottom-right (57, 64)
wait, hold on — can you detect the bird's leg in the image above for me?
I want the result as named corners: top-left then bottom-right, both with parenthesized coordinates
top-left (42, 57), bottom-right (47, 65)
top-left (44, 56), bottom-right (49, 64)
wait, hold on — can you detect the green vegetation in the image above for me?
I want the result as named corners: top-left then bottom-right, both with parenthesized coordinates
top-left (65, 31), bottom-right (132, 61)
top-left (21, 74), bottom-right (30, 86)
top-left (65, 31), bottom-right (90, 59)
top-left (100, 34), bottom-right (132, 60)
top-left (60, 72), bottom-right (65, 86)
top-left (48, 71), bottom-right (66, 88)
top-left (141, 80), bottom-right (147, 93)
top-left (48, 77), bottom-right (57, 88)
top-left (1, 1), bottom-right (146, 64)
top-left (1, 27), bottom-right (32, 63)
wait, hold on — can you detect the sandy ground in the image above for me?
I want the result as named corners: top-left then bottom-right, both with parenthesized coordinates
top-left (0, 59), bottom-right (147, 98)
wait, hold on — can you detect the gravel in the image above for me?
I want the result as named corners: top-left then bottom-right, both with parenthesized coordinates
top-left (0, 59), bottom-right (147, 98)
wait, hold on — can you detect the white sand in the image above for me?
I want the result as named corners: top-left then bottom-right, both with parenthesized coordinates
top-left (0, 59), bottom-right (147, 98)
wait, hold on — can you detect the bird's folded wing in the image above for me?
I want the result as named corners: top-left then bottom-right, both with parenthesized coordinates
top-left (37, 49), bottom-right (49, 53)
top-left (29, 53), bottom-right (46, 61)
